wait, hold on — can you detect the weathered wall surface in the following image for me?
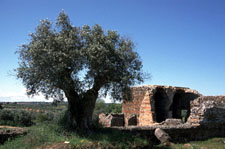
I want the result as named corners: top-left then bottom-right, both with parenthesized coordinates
top-left (187, 96), bottom-right (225, 126)
top-left (99, 86), bottom-right (225, 143)
top-left (117, 122), bottom-right (225, 143)
top-left (122, 86), bottom-right (149, 126)
top-left (122, 85), bottom-right (200, 126)
top-left (138, 90), bottom-right (155, 126)
top-left (99, 113), bottom-right (124, 127)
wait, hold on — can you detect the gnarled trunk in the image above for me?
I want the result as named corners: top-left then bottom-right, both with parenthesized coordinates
top-left (65, 89), bottom-right (98, 130)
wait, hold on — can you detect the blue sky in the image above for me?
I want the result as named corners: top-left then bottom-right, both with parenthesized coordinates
top-left (0, 0), bottom-right (225, 102)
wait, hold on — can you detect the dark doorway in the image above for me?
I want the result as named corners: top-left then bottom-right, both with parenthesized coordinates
top-left (171, 93), bottom-right (183, 119)
top-left (154, 88), bottom-right (170, 122)
top-left (170, 92), bottom-right (196, 121)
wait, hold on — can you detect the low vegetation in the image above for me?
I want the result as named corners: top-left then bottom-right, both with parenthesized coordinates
top-left (155, 138), bottom-right (225, 149)
top-left (0, 102), bottom-right (149, 148)
top-left (0, 99), bottom-right (121, 127)
top-left (1, 122), bottom-right (150, 149)
top-left (0, 102), bottom-right (224, 149)
top-left (0, 109), bottom-right (33, 126)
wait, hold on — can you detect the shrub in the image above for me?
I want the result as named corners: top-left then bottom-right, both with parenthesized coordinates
top-left (35, 112), bottom-right (54, 123)
top-left (54, 110), bottom-right (68, 125)
top-left (53, 109), bottom-right (78, 130)
top-left (0, 103), bottom-right (3, 110)
top-left (0, 110), bottom-right (15, 126)
top-left (0, 109), bottom-right (33, 126)
top-left (93, 99), bottom-right (108, 120)
top-left (106, 103), bottom-right (122, 113)
top-left (15, 110), bottom-right (33, 126)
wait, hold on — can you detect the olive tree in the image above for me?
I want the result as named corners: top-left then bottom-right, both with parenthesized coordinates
top-left (16, 11), bottom-right (145, 129)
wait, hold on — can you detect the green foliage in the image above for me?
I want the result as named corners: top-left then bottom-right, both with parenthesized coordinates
top-left (16, 11), bottom-right (145, 101)
top-left (0, 110), bottom-right (14, 123)
top-left (53, 109), bottom-right (73, 130)
top-left (15, 110), bottom-right (33, 126)
top-left (15, 11), bottom-right (147, 128)
top-left (0, 103), bottom-right (3, 110)
top-left (0, 109), bottom-right (33, 127)
top-left (181, 109), bottom-right (188, 123)
top-left (1, 124), bottom-right (65, 149)
top-left (106, 103), bottom-right (122, 113)
top-left (35, 112), bottom-right (54, 123)
top-left (2, 102), bottom-right (67, 113)
top-left (1, 102), bottom-right (121, 127)
top-left (93, 99), bottom-right (122, 120)
top-left (93, 99), bottom-right (108, 119)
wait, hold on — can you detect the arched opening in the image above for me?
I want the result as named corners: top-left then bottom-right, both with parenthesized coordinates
top-left (154, 88), bottom-right (171, 123)
top-left (170, 92), bottom-right (196, 122)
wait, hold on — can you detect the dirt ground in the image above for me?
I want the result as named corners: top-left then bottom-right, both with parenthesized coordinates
top-left (0, 125), bottom-right (26, 135)
top-left (0, 126), bottom-right (21, 129)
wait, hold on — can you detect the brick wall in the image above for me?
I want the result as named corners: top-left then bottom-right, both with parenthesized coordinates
top-left (138, 90), bottom-right (155, 126)
top-left (122, 86), bottom-right (149, 126)
top-left (122, 85), bottom-right (200, 126)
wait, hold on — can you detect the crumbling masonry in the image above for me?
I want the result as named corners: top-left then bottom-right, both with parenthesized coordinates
top-left (99, 85), bottom-right (225, 142)
top-left (122, 85), bottom-right (200, 126)
top-left (99, 85), bottom-right (225, 128)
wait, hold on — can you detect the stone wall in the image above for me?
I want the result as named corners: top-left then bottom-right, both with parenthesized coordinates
top-left (116, 123), bottom-right (225, 143)
top-left (122, 86), bottom-right (149, 126)
top-left (99, 87), bottom-right (225, 143)
top-left (99, 113), bottom-right (124, 127)
top-left (138, 90), bottom-right (155, 126)
top-left (122, 85), bottom-right (200, 126)
top-left (187, 96), bottom-right (225, 126)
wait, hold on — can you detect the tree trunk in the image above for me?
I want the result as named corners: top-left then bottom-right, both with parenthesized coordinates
top-left (62, 73), bottom-right (102, 130)
top-left (65, 89), bottom-right (98, 130)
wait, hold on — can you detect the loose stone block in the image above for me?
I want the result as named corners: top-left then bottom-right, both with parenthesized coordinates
top-left (154, 128), bottom-right (171, 144)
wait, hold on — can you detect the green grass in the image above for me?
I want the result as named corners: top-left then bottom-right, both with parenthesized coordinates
top-left (2, 123), bottom-right (224, 149)
top-left (1, 122), bottom-right (225, 149)
top-left (0, 123), bottom-right (64, 149)
top-left (154, 137), bottom-right (225, 149)
top-left (0, 122), bottom-right (150, 149)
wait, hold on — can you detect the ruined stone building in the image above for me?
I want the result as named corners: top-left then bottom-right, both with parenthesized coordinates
top-left (99, 85), bottom-right (225, 128)
top-left (122, 85), bottom-right (200, 126)
top-left (99, 85), bottom-right (225, 142)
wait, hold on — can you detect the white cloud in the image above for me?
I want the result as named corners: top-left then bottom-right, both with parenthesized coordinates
top-left (0, 95), bottom-right (53, 102)
top-left (0, 87), bottom-right (52, 102)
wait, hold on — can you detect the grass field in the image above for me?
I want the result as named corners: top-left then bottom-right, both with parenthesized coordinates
top-left (1, 122), bottom-right (150, 149)
top-left (1, 123), bottom-right (224, 149)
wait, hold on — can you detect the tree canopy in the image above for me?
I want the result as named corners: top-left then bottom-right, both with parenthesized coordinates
top-left (16, 11), bottom-right (145, 129)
